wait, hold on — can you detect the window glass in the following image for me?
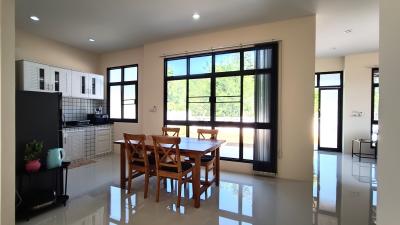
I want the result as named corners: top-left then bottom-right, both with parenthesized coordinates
top-left (189, 78), bottom-right (210, 121)
top-left (374, 87), bottom-right (379, 121)
top-left (217, 127), bottom-right (240, 159)
top-left (124, 66), bottom-right (137, 81)
top-left (167, 80), bottom-right (186, 121)
top-left (243, 75), bottom-right (255, 122)
top-left (110, 86), bottom-right (121, 118)
top-left (244, 51), bottom-right (255, 70)
top-left (215, 52), bottom-right (240, 72)
top-left (190, 56), bottom-right (212, 75)
top-left (123, 85), bottom-right (136, 119)
top-left (216, 76), bottom-right (241, 122)
top-left (167, 125), bottom-right (187, 137)
top-left (243, 128), bottom-right (254, 160)
top-left (319, 73), bottom-right (341, 86)
top-left (189, 126), bottom-right (212, 138)
top-left (109, 68), bottom-right (122, 83)
top-left (167, 59), bottom-right (187, 76)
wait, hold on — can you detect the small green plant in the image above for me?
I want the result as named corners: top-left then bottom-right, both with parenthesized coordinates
top-left (24, 140), bottom-right (44, 161)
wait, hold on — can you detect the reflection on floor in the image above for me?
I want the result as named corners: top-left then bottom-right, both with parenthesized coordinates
top-left (17, 151), bottom-right (377, 225)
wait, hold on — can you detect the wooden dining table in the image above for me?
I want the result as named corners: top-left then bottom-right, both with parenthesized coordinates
top-left (114, 136), bottom-right (225, 208)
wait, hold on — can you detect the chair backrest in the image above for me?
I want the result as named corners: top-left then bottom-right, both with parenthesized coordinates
top-left (151, 135), bottom-right (182, 173)
top-left (123, 133), bottom-right (149, 167)
top-left (162, 127), bottom-right (180, 137)
top-left (197, 129), bottom-right (218, 140)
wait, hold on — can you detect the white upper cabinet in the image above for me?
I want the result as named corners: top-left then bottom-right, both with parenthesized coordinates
top-left (17, 61), bottom-right (52, 92)
top-left (71, 70), bottom-right (89, 98)
top-left (49, 67), bottom-right (71, 97)
top-left (17, 60), bottom-right (104, 99)
top-left (88, 74), bottom-right (104, 100)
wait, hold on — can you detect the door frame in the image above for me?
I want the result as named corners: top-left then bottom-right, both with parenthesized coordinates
top-left (315, 71), bottom-right (343, 152)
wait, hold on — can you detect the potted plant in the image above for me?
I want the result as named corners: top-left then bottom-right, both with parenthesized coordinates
top-left (24, 140), bottom-right (44, 173)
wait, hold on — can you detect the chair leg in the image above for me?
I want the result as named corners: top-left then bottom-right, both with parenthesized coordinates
top-left (156, 176), bottom-right (161, 202)
top-left (177, 178), bottom-right (182, 207)
top-left (127, 168), bottom-right (133, 194)
top-left (144, 173), bottom-right (149, 199)
top-left (184, 175), bottom-right (188, 189)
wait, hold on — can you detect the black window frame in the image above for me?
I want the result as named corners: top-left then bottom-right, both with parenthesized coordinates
top-left (163, 42), bottom-right (278, 166)
top-left (371, 68), bottom-right (379, 147)
top-left (107, 64), bottom-right (139, 123)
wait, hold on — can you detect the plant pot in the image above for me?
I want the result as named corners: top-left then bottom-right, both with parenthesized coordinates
top-left (25, 159), bottom-right (41, 173)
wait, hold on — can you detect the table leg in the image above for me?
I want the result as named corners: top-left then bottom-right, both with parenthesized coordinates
top-left (215, 148), bottom-right (220, 187)
top-left (192, 155), bottom-right (201, 208)
top-left (120, 144), bottom-right (126, 189)
top-left (359, 141), bottom-right (362, 162)
top-left (351, 140), bottom-right (354, 157)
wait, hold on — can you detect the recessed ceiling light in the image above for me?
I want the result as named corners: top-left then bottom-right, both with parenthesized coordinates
top-left (192, 12), bottom-right (200, 20)
top-left (89, 38), bottom-right (95, 42)
top-left (30, 16), bottom-right (40, 21)
top-left (344, 29), bottom-right (352, 34)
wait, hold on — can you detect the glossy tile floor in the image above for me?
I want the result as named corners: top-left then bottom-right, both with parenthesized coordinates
top-left (17, 151), bottom-right (377, 225)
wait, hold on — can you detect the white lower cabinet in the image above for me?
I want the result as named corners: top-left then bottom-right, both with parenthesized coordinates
top-left (95, 126), bottom-right (112, 155)
top-left (63, 129), bottom-right (85, 161)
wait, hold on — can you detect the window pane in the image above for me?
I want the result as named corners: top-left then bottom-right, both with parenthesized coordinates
top-left (189, 126), bottom-right (211, 138)
top-left (123, 85), bottom-right (136, 119)
top-left (244, 51), bottom-right (255, 70)
top-left (243, 128), bottom-right (254, 160)
top-left (167, 59), bottom-right (187, 76)
top-left (373, 70), bottom-right (379, 84)
top-left (189, 78), bottom-right (210, 121)
top-left (110, 86), bottom-right (121, 118)
top-left (190, 56), bottom-right (211, 75)
top-left (124, 66), bottom-right (137, 81)
top-left (167, 80), bottom-right (186, 121)
top-left (167, 125), bottom-right (187, 137)
top-left (243, 75), bottom-right (255, 122)
top-left (372, 124), bottom-right (379, 142)
top-left (374, 87), bottom-right (379, 121)
top-left (215, 52), bottom-right (240, 72)
top-left (216, 76), bottom-right (241, 122)
top-left (217, 127), bottom-right (239, 159)
top-left (109, 68), bottom-right (121, 83)
top-left (319, 73), bottom-right (341, 86)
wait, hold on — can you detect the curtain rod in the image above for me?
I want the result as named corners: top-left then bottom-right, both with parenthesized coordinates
top-left (160, 39), bottom-right (278, 58)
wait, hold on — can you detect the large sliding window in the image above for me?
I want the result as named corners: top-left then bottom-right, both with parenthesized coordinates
top-left (107, 64), bottom-right (139, 122)
top-left (164, 42), bottom-right (278, 172)
top-left (371, 68), bottom-right (379, 147)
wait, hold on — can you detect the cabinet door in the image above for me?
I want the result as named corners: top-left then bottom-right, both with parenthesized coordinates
top-left (49, 67), bottom-right (71, 96)
top-left (95, 126), bottom-right (111, 155)
top-left (63, 129), bottom-right (85, 161)
top-left (88, 74), bottom-right (104, 99)
top-left (71, 71), bottom-right (89, 98)
top-left (23, 61), bottom-right (51, 92)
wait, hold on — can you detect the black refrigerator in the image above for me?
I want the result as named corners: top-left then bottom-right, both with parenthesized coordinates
top-left (16, 91), bottom-right (62, 172)
top-left (15, 91), bottom-right (67, 219)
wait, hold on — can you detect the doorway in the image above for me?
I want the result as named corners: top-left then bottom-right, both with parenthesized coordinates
top-left (314, 72), bottom-right (343, 152)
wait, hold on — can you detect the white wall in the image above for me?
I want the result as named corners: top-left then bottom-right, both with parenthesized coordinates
top-left (377, 0), bottom-right (400, 224)
top-left (343, 52), bottom-right (379, 153)
top-left (0, 0), bottom-right (15, 224)
top-left (315, 57), bottom-right (344, 72)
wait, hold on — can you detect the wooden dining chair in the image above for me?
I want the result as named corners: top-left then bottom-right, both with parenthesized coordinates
top-left (152, 135), bottom-right (192, 207)
top-left (161, 127), bottom-right (180, 137)
top-left (123, 133), bottom-right (154, 198)
top-left (191, 129), bottom-right (218, 183)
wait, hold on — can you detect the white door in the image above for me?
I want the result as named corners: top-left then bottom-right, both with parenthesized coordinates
top-left (95, 126), bottom-right (111, 155)
top-left (23, 61), bottom-right (51, 92)
top-left (49, 67), bottom-right (71, 96)
top-left (88, 74), bottom-right (104, 99)
top-left (63, 129), bottom-right (85, 161)
top-left (71, 71), bottom-right (89, 98)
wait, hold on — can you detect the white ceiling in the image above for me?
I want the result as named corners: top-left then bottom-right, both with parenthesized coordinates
top-left (16, 0), bottom-right (379, 57)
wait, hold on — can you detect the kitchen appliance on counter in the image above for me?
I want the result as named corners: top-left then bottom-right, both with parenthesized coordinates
top-left (87, 114), bottom-right (110, 125)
